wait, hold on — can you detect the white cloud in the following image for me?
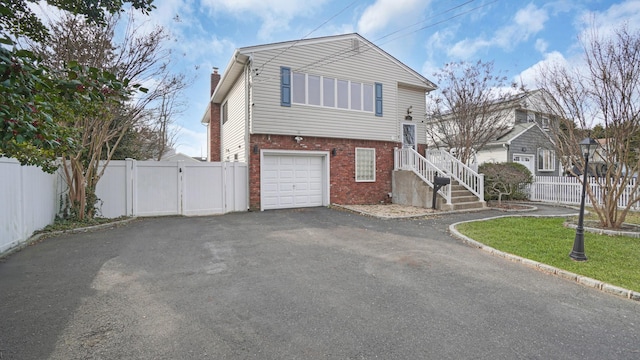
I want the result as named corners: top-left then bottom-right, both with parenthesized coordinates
top-left (535, 38), bottom-right (548, 53)
top-left (200, 0), bottom-right (331, 40)
top-left (420, 59), bottom-right (439, 80)
top-left (516, 51), bottom-right (569, 89)
top-left (448, 38), bottom-right (491, 59)
top-left (447, 3), bottom-right (549, 59)
top-left (514, 3), bottom-right (548, 35)
top-left (173, 124), bottom-right (208, 158)
top-left (357, 0), bottom-right (432, 36)
top-left (576, 0), bottom-right (640, 37)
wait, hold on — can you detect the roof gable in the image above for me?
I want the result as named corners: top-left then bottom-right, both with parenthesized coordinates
top-left (239, 33), bottom-right (435, 89)
top-left (209, 33), bottom-right (435, 105)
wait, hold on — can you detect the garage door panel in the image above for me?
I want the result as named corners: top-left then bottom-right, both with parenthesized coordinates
top-left (262, 154), bottom-right (326, 210)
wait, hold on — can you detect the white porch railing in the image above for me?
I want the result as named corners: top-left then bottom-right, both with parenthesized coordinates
top-left (425, 149), bottom-right (484, 201)
top-left (394, 148), bottom-right (452, 204)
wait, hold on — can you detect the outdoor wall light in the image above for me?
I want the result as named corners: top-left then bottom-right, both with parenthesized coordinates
top-left (405, 106), bottom-right (413, 121)
top-left (521, 147), bottom-right (527, 152)
top-left (253, 145), bottom-right (259, 154)
top-left (332, 148), bottom-right (337, 156)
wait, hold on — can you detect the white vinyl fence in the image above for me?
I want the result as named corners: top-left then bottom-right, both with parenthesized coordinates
top-left (1, 158), bottom-right (248, 254)
top-left (0, 157), bottom-right (61, 254)
top-left (529, 176), bottom-right (640, 210)
top-left (94, 159), bottom-right (247, 218)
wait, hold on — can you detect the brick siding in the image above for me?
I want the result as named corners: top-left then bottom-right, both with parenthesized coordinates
top-left (248, 134), bottom-right (425, 210)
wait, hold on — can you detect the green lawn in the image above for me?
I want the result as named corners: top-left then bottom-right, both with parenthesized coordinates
top-left (456, 217), bottom-right (640, 292)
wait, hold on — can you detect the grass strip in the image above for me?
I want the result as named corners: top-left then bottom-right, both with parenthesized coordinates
top-left (457, 217), bottom-right (640, 292)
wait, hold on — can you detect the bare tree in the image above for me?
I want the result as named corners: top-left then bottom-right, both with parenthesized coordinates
top-left (537, 24), bottom-right (640, 228)
top-left (426, 60), bottom-right (525, 165)
top-left (28, 12), bottom-right (187, 219)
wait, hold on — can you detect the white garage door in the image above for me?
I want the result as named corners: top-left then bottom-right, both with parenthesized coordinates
top-left (262, 154), bottom-right (325, 210)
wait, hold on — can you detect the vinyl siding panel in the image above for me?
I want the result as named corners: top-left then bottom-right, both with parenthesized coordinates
top-left (247, 38), bottom-right (429, 143)
top-left (397, 86), bottom-right (426, 144)
top-left (509, 126), bottom-right (560, 176)
top-left (222, 71), bottom-right (247, 162)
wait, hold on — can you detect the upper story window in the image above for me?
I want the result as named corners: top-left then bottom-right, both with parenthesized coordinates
top-left (541, 116), bottom-right (550, 130)
top-left (284, 69), bottom-right (380, 115)
top-left (222, 101), bottom-right (228, 124)
top-left (527, 112), bottom-right (535, 123)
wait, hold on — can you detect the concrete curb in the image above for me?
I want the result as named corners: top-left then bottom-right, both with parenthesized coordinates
top-left (0, 217), bottom-right (138, 260)
top-left (449, 216), bottom-right (640, 303)
top-left (563, 221), bottom-right (640, 238)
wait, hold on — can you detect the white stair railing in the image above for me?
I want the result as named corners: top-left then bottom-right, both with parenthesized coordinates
top-left (424, 149), bottom-right (484, 202)
top-left (394, 148), bottom-right (451, 204)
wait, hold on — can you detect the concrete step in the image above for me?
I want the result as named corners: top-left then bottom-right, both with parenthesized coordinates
top-left (451, 195), bottom-right (479, 204)
top-left (451, 189), bottom-right (474, 196)
top-left (451, 201), bottom-right (486, 211)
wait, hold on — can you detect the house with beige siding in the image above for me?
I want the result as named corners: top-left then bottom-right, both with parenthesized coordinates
top-left (201, 33), bottom-right (437, 210)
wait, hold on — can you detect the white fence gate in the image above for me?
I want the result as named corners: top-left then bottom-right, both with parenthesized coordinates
top-left (94, 159), bottom-right (247, 218)
top-left (529, 176), bottom-right (640, 210)
top-left (1, 158), bottom-right (248, 255)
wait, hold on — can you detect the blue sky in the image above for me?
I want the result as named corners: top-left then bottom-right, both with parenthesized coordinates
top-left (85, 0), bottom-right (640, 156)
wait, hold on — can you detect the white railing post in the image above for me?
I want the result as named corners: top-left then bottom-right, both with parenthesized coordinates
top-left (394, 147), bottom-right (452, 205)
top-left (424, 148), bottom-right (484, 202)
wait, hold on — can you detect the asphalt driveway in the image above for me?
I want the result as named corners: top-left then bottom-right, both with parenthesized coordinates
top-left (1, 207), bottom-right (639, 359)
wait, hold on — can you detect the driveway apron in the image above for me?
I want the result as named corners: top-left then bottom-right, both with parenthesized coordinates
top-left (0, 206), bottom-right (638, 359)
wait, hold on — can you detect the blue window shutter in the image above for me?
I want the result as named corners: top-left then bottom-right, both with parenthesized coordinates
top-left (375, 82), bottom-right (383, 116)
top-left (281, 67), bottom-right (291, 107)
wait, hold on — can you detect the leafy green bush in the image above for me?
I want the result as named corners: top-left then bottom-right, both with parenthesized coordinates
top-left (479, 162), bottom-right (533, 203)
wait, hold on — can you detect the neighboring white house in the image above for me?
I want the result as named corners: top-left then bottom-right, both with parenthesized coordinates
top-left (201, 33), bottom-right (437, 210)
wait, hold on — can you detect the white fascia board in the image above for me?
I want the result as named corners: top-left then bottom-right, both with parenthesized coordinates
top-left (211, 51), bottom-right (250, 104)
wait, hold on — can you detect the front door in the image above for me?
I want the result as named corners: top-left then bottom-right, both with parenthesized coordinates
top-left (402, 123), bottom-right (416, 150)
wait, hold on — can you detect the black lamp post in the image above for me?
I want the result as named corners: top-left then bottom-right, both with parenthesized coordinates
top-left (569, 137), bottom-right (598, 261)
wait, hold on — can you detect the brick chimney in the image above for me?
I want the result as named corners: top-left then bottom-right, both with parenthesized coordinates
top-left (210, 67), bottom-right (220, 96)
top-left (209, 67), bottom-right (222, 161)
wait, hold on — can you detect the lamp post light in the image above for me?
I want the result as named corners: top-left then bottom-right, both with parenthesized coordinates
top-left (570, 136), bottom-right (598, 261)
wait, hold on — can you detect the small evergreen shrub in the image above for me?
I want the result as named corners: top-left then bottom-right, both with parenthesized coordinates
top-left (480, 162), bottom-right (533, 203)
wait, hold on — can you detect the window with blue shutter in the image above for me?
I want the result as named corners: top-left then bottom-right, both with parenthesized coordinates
top-left (281, 67), bottom-right (291, 107)
top-left (375, 82), bottom-right (383, 116)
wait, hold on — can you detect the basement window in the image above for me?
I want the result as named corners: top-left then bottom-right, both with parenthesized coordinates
top-left (355, 148), bottom-right (376, 182)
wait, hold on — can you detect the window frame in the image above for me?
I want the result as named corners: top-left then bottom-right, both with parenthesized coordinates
top-left (355, 147), bottom-right (376, 182)
top-left (222, 101), bottom-right (228, 124)
top-left (402, 123), bottom-right (417, 150)
top-left (292, 72), bottom-right (306, 105)
top-left (285, 69), bottom-right (376, 114)
top-left (537, 148), bottom-right (556, 171)
top-left (541, 116), bottom-right (550, 130)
